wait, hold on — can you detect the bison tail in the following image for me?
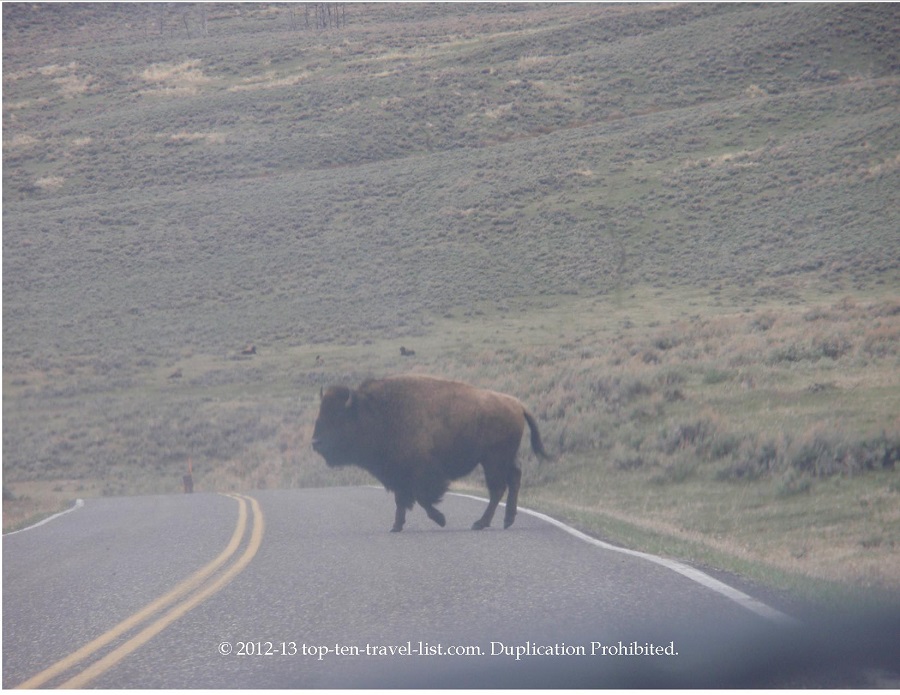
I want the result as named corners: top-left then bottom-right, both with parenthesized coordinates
top-left (523, 409), bottom-right (553, 462)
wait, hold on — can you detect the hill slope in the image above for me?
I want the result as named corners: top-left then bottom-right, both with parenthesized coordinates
top-left (4, 3), bottom-right (899, 590)
top-left (4, 3), bottom-right (898, 357)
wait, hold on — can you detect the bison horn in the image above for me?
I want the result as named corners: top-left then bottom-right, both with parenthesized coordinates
top-left (345, 390), bottom-right (354, 409)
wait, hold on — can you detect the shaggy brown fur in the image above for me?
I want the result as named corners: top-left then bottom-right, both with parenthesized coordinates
top-left (312, 374), bottom-right (551, 531)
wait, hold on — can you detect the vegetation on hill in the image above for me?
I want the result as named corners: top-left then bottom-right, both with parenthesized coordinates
top-left (3, 3), bottom-right (898, 594)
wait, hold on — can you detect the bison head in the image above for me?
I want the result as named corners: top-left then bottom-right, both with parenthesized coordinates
top-left (311, 386), bottom-right (360, 466)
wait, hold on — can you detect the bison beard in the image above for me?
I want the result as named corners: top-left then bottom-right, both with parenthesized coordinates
top-left (311, 375), bottom-right (552, 532)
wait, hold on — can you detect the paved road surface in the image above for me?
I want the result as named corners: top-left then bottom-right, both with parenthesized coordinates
top-left (4, 488), bottom-right (898, 688)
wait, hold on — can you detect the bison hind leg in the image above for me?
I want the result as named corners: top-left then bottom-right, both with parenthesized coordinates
top-left (472, 478), bottom-right (507, 531)
top-left (503, 466), bottom-right (522, 529)
top-left (474, 446), bottom-right (521, 530)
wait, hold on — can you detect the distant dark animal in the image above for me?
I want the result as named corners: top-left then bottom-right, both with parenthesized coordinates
top-left (183, 459), bottom-right (194, 494)
top-left (241, 344), bottom-right (257, 355)
top-left (399, 346), bottom-right (416, 357)
top-left (315, 355), bottom-right (325, 366)
top-left (311, 374), bottom-right (552, 532)
top-left (168, 368), bottom-right (183, 379)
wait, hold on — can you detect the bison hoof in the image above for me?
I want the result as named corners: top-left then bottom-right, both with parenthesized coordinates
top-left (390, 525), bottom-right (403, 532)
top-left (471, 520), bottom-right (489, 530)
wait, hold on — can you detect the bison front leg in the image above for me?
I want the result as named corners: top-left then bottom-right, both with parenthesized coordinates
top-left (416, 473), bottom-right (448, 528)
top-left (419, 503), bottom-right (446, 527)
top-left (392, 489), bottom-right (415, 532)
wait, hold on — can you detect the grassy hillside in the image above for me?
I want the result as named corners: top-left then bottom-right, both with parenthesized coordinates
top-left (3, 3), bottom-right (899, 595)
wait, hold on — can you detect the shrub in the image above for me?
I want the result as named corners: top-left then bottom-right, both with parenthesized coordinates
top-left (749, 312), bottom-right (777, 332)
top-left (651, 453), bottom-right (697, 485)
top-left (652, 333), bottom-right (681, 351)
top-left (717, 438), bottom-right (780, 481)
top-left (786, 427), bottom-right (900, 478)
top-left (776, 469), bottom-right (813, 497)
top-left (861, 325), bottom-right (900, 358)
top-left (656, 418), bottom-right (718, 456)
top-left (610, 442), bottom-right (649, 471)
top-left (816, 334), bottom-right (852, 360)
top-left (702, 368), bottom-right (731, 384)
top-left (590, 374), bottom-right (654, 412)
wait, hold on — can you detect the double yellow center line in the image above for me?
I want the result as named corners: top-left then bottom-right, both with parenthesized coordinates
top-left (16, 493), bottom-right (264, 689)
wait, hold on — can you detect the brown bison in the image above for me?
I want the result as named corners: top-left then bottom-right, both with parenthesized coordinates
top-left (312, 374), bottom-right (551, 532)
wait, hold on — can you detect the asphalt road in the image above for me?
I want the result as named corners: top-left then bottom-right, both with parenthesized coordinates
top-left (4, 487), bottom-right (899, 688)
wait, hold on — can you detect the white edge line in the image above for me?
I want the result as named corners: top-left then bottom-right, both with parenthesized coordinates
top-left (450, 491), bottom-right (799, 627)
top-left (4, 498), bottom-right (85, 536)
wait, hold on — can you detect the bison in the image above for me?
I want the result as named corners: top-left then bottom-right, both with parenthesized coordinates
top-left (311, 374), bottom-right (551, 532)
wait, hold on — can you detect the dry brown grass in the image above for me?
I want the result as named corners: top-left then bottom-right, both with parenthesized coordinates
top-left (34, 175), bottom-right (65, 191)
top-left (227, 70), bottom-right (311, 92)
top-left (138, 59), bottom-right (211, 96)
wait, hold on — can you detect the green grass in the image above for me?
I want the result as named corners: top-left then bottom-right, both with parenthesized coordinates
top-left (3, 3), bottom-right (899, 598)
